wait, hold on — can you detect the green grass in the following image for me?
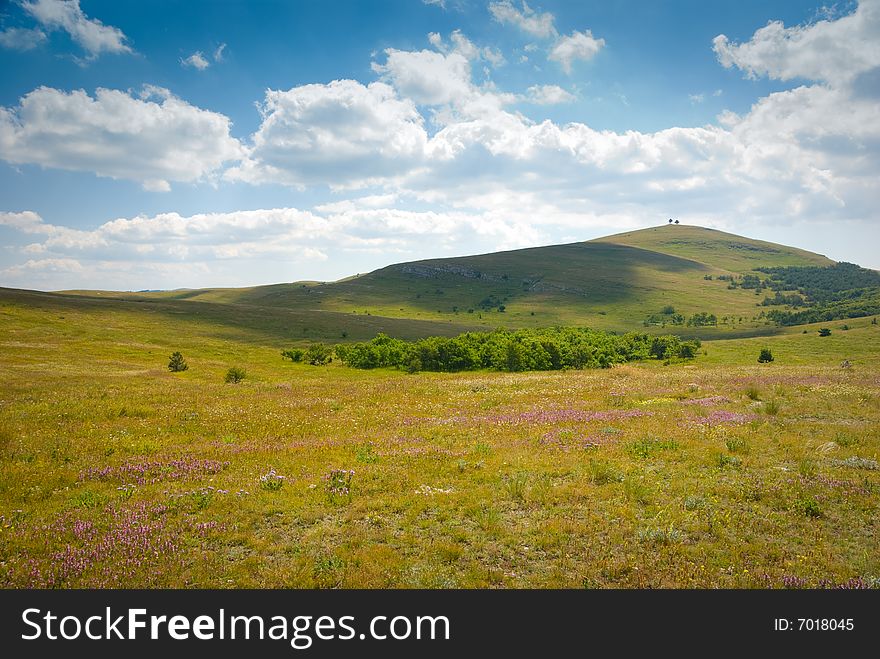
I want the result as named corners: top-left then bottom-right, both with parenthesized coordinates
top-left (1, 294), bottom-right (878, 588)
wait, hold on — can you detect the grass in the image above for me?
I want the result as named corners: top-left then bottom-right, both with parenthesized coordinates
top-left (0, 294), bottom-right (878, 588)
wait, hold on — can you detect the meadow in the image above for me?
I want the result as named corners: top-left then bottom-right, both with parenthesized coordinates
top-left (1, 291), bottom-right (878, 588)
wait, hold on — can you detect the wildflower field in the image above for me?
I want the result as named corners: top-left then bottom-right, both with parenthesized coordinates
top-left (1, 295), bottom-right (878, 588)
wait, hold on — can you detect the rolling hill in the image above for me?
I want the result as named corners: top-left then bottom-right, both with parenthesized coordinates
top-left (4, 224), bottom-right (865, 343)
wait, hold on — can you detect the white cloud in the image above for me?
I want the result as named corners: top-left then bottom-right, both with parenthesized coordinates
top-left (689, 93), bottom-right (705, 104)
top-left (489, 1), bottom-right (557, 39)
top-left (422, 0), bottom-right (446, 8)
top-left (0, 210), bottom-right (49, 233)
top-left (548, 30), bottom-right (605, 73)
top-left (181, 51), bottom-right (210, 70)
top-left (449, 29), bottom-right (506, 66)
top-left (0, 27), bottom-right (47, 51)
top-left (526, 84), bottom-right (575, 105)
top-left (214, 43), bottom-right (227, 62)
top-left (22, 0), bottom-right (131, 58)
top-left (0, 85), bottom-right (243, 190)
top-left (713, 0), bottom-right (880, 84)
top-left (373, 48), bottom-right (474, 107)
top-left (226, 80), bottom-right (428, 189)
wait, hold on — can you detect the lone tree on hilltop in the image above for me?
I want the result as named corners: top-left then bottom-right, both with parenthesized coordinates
top-left (757, 348), bottom-right (774, 363)
top-left (168, 351), bottom-right (188, 372)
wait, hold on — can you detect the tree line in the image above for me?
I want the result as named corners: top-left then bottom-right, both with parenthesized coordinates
top-left (284, 328), bottom-right (701, 373)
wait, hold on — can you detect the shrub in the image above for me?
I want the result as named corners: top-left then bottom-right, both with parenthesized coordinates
top-left (225, 366), bottom-right (246, 384)
top-left (281, 348), bottom-right (304, 362)
top-left (757, 348), bottom-right (774, 363)
top-left (818, 328), bottom-right (832, 337)
top-left (167, 351), bottom-right (188, 372)
top-left (306, 343), bottom-right (333, 366)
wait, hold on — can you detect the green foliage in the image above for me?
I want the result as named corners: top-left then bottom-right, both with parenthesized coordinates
top-left (167, 351), bottom-right (188, 372)
top-left (305, 343), bottom-right (333, 365)
top-left (818, 328), bottom-right (832, 337)
top-left (224, 366), bottom-right (246, 383)
top-left (758, 262), bottom-right (880, 326)
top-left (757, 348), bottom-right (774, 363)
top-left (334, 327), bottom-right (699, 373)
top-left (281, 348), bottom-right (304, 362)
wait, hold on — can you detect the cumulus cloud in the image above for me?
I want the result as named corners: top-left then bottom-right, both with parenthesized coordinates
top-left (489, 1), bottom-right (557, 39)
top-left (0, 85), bottom-right (243, 191)
top-left (0, 27), bottom-right (47, 51)
top-left (226, 80), bottom-right (428, 188)
top-left (225, 3), bottom-right (877, 244)
top-left (713, 0), bottom-right (880, 84)
top-left (526, 84), bottom-right (575, 105)
top-left (373, 48), bottom-right (474, 106)
top-left (181, 51), bottom-right (210, 70)
top-left (22, 0), bottom-right (131, 58)
top-left (548, 30), bottom-right (605, 73)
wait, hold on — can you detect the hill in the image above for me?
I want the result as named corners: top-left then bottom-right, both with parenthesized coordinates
top-left (11, 224), bottom-right (866, 341)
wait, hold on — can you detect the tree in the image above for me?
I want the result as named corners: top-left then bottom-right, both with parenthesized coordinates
top-left (167, 351), bottom-right (188, 372)
top-left (818, 328), bottom-right (832, 337)
top-left (674, 219), bottom-right (679, 224)
top-left (668, 219), bottom-right (673, 224)
top-left (757, 348), bottom-right (774, 363)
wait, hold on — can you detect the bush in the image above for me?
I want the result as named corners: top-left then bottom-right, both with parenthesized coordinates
top-left (281, 348), bottom-right (304, 362)
top-left (818, 328), bottom-right (832, 337)
top-left (306, 343), bottom-right (333, 366)
top-left (757, 348), bottom-right (774, 363)
top-left (167, 351), bottom-right (188, 372)
top-left (225, 366), bottom-right (246, 384)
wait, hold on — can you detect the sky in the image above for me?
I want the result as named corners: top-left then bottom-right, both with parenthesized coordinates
top-left (0, 0), bottom-right (878, 291)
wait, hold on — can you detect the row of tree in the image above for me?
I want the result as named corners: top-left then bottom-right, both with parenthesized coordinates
top-left (288, 328), bottom-right (701, 373)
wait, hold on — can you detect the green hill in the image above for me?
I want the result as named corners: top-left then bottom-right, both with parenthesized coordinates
top-left (28, 224), bottom-right (860, 341)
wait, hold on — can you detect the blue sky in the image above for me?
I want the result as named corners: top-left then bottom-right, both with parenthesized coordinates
top-left (0, 0), bottom-right (877, 290)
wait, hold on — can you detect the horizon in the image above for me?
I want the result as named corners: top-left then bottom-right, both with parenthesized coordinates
top-left (1, 0), bottom-right (878, 291)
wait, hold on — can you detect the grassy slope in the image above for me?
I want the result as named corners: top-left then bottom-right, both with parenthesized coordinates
top-left (1, 296), bottom-right (877, 588)
top-left (59, 226), bottom-right (837, 339)
top-left (593, 225), bottom-right (834, 272)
